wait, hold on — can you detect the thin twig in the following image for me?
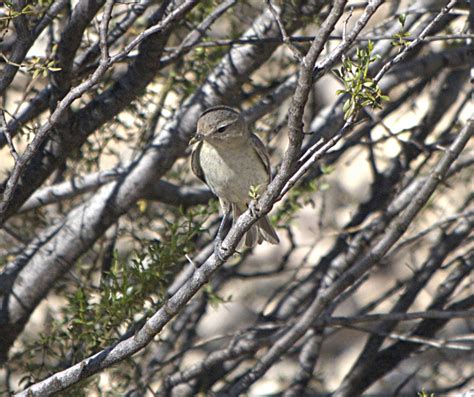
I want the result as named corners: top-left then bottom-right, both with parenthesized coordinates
top-left (318, 309), bottom-right (474, 328)
top-left (374, 0), bottom-right (459, 83)
top-left (161, 0), bottom-right (237, 66)
top-left (346, 324), bottom-right (474, 351)
top-left (390, 209), bottom-right (474, 252)
top-left (98, 0), bottom-right (114, 61)
top-left (159, 34), bottom-right (474, 53)
top-left (0, 108), bottom-right (18, 162)
top-left (266, 0), bottom-right (303, 61)
top-left (342, 4), bottom-right (353, 40)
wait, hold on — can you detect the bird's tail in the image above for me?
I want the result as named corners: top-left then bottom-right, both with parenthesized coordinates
top-left (232, 204), bottom-right (280, 248)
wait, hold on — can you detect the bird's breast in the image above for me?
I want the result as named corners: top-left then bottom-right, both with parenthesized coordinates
top-left (199, 141), bottom-right (268, 204)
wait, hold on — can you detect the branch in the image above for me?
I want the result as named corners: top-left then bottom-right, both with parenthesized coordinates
top-left (0, 0), bottom-right (200, 222)
top-left (0, 0), bottom-right (67, 94)
top-left (0, 0), bottom-right (157, 149)
top-left (160, 0), bottom-right (237, 66)
top-left (265, 0), bottom-right (303, 61)
top-left (334, 249), bottom-right (474, 396)
top-left (162, 330), bottom-right (273, 392)
top-left (17, 168), bottom-right (126, 212)
top-left (322, 309), bottom-right (474, 328)
top-left (0, 108), bottom-right (18, 162)
top-left (75, 0), bottom-right (156, 68)
top-left (0, 0), bottom-right (117, 225)
top-left (266, 78), bottom-right (465, 322)
top-left (345, 324), bottom-right (474, 351)
top-left (374, 0), bottom-right (459, 83)
top-left (158, 33), bottom-right (474, 51)
top-left (0, 0), bottom-right (68, 53)
top-left (244, 0), bottom-right (406, 124)
top-left (51, 0), bottom-right (107, 99)
top-left (391, 209), bottom-right (474, 251)
top-left (284, 330), bottom-right (322, 397)
top-left (18, 168), bottom-right (213, 212)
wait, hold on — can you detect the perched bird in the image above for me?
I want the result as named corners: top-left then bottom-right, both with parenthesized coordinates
top-left (190, 106), bottom-right (279, 248)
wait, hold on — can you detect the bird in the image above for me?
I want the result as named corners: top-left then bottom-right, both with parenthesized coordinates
top-left (190, 105), bottom-right (280, 248)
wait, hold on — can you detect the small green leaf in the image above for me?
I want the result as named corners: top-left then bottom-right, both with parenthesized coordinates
top-left (342, 99), bottom-right (351, 113)
top-left (248, 184), bottom-right (262, 200)
top-left (398, 13), bottom-right (406, 27)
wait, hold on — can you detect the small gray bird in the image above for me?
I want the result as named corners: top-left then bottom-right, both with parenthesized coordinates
top-left (191, 106), bottom-right (279, 248)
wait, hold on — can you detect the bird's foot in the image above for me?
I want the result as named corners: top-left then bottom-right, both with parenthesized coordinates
top-left (214, 237), bottom-right (229, 261)
top-left (248, 200), bottom-right (260, 217)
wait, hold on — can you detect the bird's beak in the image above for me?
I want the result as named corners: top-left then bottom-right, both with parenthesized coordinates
top-left (189, 133), bottom-right (203, 145)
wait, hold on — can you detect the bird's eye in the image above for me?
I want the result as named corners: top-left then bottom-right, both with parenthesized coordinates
top-left (217, 125), bottom-right (227, 133)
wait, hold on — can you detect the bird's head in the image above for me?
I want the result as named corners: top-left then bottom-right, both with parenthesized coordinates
top-left (191, 106), bottom-right (247, 145)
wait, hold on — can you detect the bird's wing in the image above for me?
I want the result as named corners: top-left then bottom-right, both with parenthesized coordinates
top-left (249, 133), bottom-right (271, 183)
top-left (191, 141), bottom-right (206, 183)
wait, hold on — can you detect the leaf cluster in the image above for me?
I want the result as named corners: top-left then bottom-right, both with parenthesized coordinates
top-left (248, 184), bottom-right (263, 200)
top-left (0, 1), bottom-right (35, 21)
top-left (1, 0), bottom-right (48, 31)
top-left (391, 14), bottom-right (411, 48)
top-left (27, 56), bottom-right (61, 80)
top-left (333, 41), bottom-right (389, 120)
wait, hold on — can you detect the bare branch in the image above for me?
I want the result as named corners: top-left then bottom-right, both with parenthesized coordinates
top-left (0, 108), bottom-right (18, 162)
top-left (18, 168), bottom-right (126, 212)
top-left (18, 168), bottom-right (213, 212)
top-left (160, 0), bottom-right (237, 66)
top-left (266, 0), bottom-right (304, 61)
top-left (319, 309), bottom-right (474, 328)
top-left (374, 0), bottom-right (460, 83)
top-left (0, 0), bottom-right (200, 224)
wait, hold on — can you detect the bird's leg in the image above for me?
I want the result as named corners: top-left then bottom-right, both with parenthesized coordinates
top-left (214, 207), bottom-right (232, 258)
top-left (248, 200), bottom-right (260, 218)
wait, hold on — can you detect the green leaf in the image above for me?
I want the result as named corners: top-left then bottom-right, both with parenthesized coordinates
top-left (398, 13), bottom-right (406, 27)
top-left (342, 99), bottom-right (351, 113)
top-left (344, 107), bottom-right (353, 120)
top-left (248, 184), bottom-right (262, 200)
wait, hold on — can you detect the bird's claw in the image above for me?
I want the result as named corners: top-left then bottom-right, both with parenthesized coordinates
top-left (248, 201), bottom-right (260, 217)
top-left (214, 237), bottom-right (229, 261)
